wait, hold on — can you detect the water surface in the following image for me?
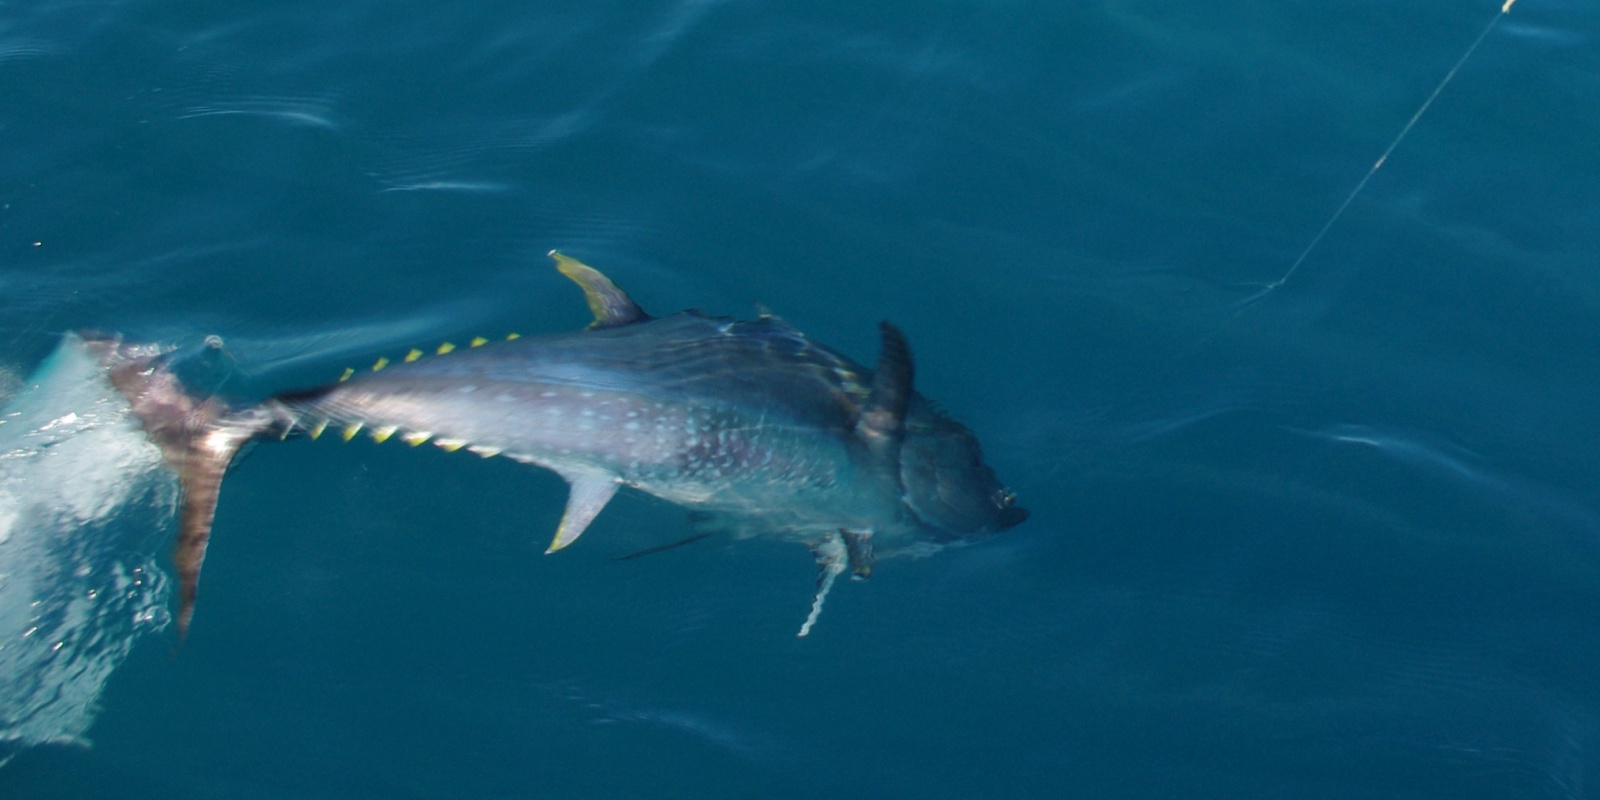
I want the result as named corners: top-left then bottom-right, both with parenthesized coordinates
top-left (3, 0), bottom-right (1598, 797)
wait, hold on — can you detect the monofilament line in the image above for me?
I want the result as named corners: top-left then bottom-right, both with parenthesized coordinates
top-left (1235, 0), bottom-right (1520, 311)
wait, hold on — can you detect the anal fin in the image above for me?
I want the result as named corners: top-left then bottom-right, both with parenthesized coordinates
top-left (546, 469), bottom-right (620, 553)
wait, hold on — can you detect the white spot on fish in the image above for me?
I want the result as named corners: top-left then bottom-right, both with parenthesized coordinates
top-left (458, 385), bottom-right (477, 393)
top-left (625, 421), bottom-right (641, 431)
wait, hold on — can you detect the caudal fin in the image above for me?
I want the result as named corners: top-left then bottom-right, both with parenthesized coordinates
top-left (83, 335), bottom-right (276, 636)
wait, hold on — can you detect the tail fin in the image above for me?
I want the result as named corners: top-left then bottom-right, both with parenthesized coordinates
top-left (83, 335), bottom-right (278, 636)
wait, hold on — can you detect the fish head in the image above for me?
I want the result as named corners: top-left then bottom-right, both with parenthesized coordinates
top-left (896, 410), bottom-right (1028, 541)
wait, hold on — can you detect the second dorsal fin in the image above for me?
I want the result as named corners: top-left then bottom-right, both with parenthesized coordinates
top-left (549, 250), bottom-right (651, 328)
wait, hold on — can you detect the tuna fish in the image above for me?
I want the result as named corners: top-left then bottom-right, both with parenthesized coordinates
top-left (88, 252), bottom-right (1027, 637)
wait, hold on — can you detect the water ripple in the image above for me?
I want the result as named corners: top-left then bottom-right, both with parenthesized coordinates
top-left (176, 96), bottom-right (342, 131)
top-left (0, 38), bottom-right (61, 64)
top-left (1288, 422), bottom-right (1600, 541)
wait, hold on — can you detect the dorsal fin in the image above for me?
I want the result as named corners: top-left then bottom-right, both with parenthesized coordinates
top-left (548, 250), bottom-right (651, 328)
top-left (855, 322), bottom-right (914, 451)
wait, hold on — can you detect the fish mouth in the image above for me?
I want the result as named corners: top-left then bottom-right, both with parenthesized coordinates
top-left (993, 504), bottom-right (1030, 531)
top-left (992, 486), bottom-right (1029, 531)
top-left (903, 499), bottom-right (1029, 542)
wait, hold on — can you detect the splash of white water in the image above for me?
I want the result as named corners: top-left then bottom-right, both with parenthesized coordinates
top-left (0, 334), bottom-right (174, 764)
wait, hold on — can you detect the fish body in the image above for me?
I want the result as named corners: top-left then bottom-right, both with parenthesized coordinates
top-left (91, 252), bottom-right (1026, 635)
top-left (290, 314), bottom-right (907, 542)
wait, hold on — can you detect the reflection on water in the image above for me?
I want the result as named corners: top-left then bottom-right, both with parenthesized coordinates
top-left (547, 678), bottom-right (797, 764)
top-left (0, 335), bottom-right (173, 764)
top-left (1289, 422), bottom-right (1600, 546)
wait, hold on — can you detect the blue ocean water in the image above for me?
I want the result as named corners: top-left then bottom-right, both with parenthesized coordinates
top-left (3, 0), bottom-right (1598, 797)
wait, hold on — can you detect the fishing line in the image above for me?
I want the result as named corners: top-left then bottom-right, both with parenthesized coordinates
top-left (1209, 0), bottom-right (1522, 330)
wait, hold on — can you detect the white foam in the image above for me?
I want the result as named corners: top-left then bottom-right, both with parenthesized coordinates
top-left (0, 335), bottom-right (174, 763)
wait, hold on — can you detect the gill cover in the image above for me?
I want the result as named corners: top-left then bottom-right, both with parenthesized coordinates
top-left (854, 323), bottom-right (1025, 538)
top-left (897, 409), bottom-right (1028, 538)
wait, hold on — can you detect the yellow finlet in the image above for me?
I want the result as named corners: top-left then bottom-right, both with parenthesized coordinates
top-left (404, 348), bottom-right (423, 363)
top-left (434, 438), bottom-right (465, 452)
top-left (308, 419), bottom-right (329, 440)
top-left (339, 367), bottom-right (355, 382)
top-left (341, 422), bottom-right (363, 441)
top-left (470, 336), bottom-right (488, 347)
top-left (401, 431), bottom-right (431, 446)
top-left (372, 356), bottom-right (390, 372)
top-left (370, 425), bottom-right (397, 443)
top-left (467, 445), bottom-right (502, 458)
top-left (436, 342), bottom-right (456, 355)
top-left (506, 332), bottom-right (521, 341)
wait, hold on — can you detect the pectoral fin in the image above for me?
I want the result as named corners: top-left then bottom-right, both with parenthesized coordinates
top-left (612, 532), bottom-right (713, 561)
top-left (840, 528), bottom-right (874, 580)
top-left (546, 469), bottom-right (620, 553)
